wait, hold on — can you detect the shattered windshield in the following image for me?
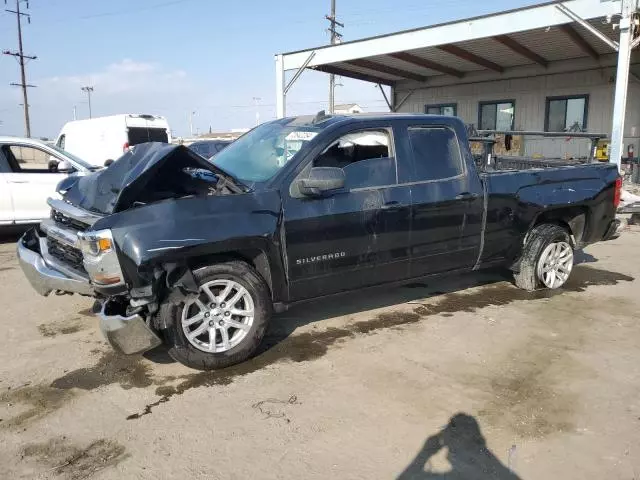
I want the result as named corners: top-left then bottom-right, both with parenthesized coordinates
top-left (212, 119), bottom-right (321, 182)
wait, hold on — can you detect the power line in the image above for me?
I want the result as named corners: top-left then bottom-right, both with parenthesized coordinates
top-left (326, 0), bottom-right (343, 114)
top-left (3, 0), bottom-right (36, 138)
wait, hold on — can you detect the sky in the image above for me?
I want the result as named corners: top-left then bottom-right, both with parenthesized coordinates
top-left (0, 0), bottom-right (541, 138)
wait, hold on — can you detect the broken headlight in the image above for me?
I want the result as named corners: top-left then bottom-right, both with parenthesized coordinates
top-left (78, 229), bottom-right (125, 286)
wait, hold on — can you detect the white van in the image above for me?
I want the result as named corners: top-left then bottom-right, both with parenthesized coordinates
top-left (55, 114), bottom-right (172, 167)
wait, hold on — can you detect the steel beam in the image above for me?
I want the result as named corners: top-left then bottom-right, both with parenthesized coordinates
top-left (436, 44), bottom-right (504, 72)
top-left (556, 3), bottom-right (619, 51)
top-left (284, 51), bottom-right (315, 95)
top-left (345, 58), bottom-right (429, 82)
top-left (395, 90), bottom-right (415, 111)
top-left (559, 24), bottom-right (600, 60)
top-left (377, 84), bottom-right (393, 111)
top-left (610, 0), bottom-right (636, 171)
top-left (493, 35), bottom-right (548, 67)
top-left (389, 52), bottom-right (464, 78)
top-left (312, 64), bottom-right (395, 86)
top-left (275, 54), bottom-right (285, 118)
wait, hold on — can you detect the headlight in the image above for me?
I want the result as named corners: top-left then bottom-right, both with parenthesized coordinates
top-left (78, 229), bottom-right (124, 286)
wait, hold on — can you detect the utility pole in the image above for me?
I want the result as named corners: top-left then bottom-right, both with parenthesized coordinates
top-left (81, 86), bottom-right (94, 118)
top-left (189, 110), bottom-right (196, 137)
top-left (326, 0), bottom-right (343, 114)
top-left (3, 0), bottom-right (37, 138)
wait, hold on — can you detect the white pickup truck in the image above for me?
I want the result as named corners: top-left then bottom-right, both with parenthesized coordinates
top-left (0, 137), bottom-right (96, 226)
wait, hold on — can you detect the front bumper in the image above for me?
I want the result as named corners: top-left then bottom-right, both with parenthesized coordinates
top-left (17, 229), bottom-right (94, 296)
top-left (98, 300), bottom-right (162, 355)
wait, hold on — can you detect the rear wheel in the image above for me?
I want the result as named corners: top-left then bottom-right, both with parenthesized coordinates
top-left (161, 261), bottom-right (272, 370)
top-left (514, 224), bottom-right (574, 291)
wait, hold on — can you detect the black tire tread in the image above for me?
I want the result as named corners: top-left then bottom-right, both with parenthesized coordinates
top-left (513, 223), bottom-right (571, 291)
top-left (161, 260), bottom-right (272, 370)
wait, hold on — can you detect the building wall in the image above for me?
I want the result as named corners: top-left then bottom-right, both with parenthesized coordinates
top-left (395, 68), bottom-right (640, 159)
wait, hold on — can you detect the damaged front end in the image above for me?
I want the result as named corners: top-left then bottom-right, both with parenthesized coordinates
top-left (18, 143), bottom-right (248, 356)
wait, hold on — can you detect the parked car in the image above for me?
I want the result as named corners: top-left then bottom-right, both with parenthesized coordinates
top-left (55, 114), bottom-right (171, 167)
top-left (17, 114), bottom-right (621, 370)
top-left (0, 136), bottom-right (96, 227)
top-left (188, 140), bottom-right (232, 159)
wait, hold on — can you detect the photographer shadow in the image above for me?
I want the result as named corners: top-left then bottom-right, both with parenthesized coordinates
top-left (398, 413), bottom-right (521, 480)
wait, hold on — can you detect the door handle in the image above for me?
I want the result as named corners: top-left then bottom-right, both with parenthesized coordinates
top-left (455, 192), bottom-right (478, 201)
top-left (8, 180), bottom-right (28, 184)
top-left (381, 201), bottom-right (401, 210)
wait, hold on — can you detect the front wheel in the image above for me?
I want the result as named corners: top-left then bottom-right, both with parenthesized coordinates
top-left (514, 224), bottom-right (574, 291)
top-left (161, 261), bottom-right (272, 370)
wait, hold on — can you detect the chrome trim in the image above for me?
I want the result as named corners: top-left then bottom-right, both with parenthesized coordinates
top-left (17, 235), bottom-right (93, 297)
top-left (41, 219), bottom-right (80, 248)
top-left (98, 300), bottom-right (162, 355)
top-left (39, 237), bottom-right (89, 282)
top-left (47, 198), bottom-right (103, 226)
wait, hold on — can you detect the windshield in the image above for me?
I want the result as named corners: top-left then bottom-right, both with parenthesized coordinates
top-left (49, 144), bottom-right (97, 170)
top-left (212, 121), bottom-right (320, 182)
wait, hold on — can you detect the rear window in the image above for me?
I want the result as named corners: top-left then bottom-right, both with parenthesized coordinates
top-left (127, 127), bottom-right (169, 145)
top-left (407, 127), bottom-right (464, 182)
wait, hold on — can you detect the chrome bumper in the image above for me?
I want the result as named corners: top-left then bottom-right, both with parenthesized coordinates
top-left (98, 300), bottom-right (162, 355)
top-left (17, 231), bottom-right (94, 297)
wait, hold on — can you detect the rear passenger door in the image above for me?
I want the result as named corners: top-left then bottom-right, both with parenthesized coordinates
top-left (404, 124), bottom-right (483, 276)
top-left (283, 125), bottom-right (413, 301)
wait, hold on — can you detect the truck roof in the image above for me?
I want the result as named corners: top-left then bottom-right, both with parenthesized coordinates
top-left (281, 112), bottom-right (460, 129)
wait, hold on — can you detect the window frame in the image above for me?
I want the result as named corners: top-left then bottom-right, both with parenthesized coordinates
top-left (477, 99), bottom-right (516, 131)
top-left (290, 126), bottom-right (398, 196)
top-left (5, 144), bottom-right (59, 173)
top-left (424, 103), bottom-right (458, 117)
top-left (544, 94), bottom-right (589, 132)
top-left (405, 124), bottom-right (467, 185)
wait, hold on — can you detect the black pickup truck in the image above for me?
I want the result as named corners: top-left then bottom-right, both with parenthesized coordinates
top-left (17, 113), bottom-right (622, 369)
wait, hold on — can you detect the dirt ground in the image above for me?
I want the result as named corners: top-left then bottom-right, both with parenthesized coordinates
top-left (0, 225), bottom-right (639, 480)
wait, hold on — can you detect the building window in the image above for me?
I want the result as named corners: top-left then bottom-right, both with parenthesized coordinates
top-left (478, 100), bottom-right (515, 131)
top-left (545, 95), bottom-right (589, 132)
top-left (425, 103), bottom-right (457, 116)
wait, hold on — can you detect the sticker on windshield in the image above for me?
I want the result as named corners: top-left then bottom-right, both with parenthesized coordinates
top-left (286, 131), bottom-right (318, 141)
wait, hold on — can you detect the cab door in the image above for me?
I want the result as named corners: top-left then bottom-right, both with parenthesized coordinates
top-left (402, 124), bottom-right (484, 276)
top-left (2, 144), bottom-right (68, 223)
top-left (0, 149), bottom-right (14, 225)
top-left (282, 125), bottom-right (413, 301)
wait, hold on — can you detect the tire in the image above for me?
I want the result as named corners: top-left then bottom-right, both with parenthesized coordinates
top-left (513, 224), bottom-right (574, 291)
top-left (161, 261), bottom-right (272, 370)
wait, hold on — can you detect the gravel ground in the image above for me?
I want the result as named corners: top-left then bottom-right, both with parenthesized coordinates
top-left (0, 225), bottom-right (639, 479)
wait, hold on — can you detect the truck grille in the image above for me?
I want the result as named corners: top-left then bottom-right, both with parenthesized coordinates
top-left (47, 237), bottom-right (86, 273)
top-left (51, 209), bottom-right (89, 232)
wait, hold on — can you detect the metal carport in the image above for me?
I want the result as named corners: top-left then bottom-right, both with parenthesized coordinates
top-left (275, 0), bottom-right (640, 169)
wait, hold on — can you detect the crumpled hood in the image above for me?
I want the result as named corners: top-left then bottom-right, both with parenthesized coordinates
top-left (60, 142), bottom-right (218, 215)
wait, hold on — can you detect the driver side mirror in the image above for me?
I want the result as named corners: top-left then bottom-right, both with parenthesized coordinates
top-left (297, 167), bottom-right (345, 197)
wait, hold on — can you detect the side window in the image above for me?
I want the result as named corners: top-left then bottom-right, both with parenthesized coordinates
top-left (8, 145), bottom-right (56, 173)
top-left (0, 149), bottom-right (11, 173)
top-left (313, 129), bottom-right (396, 190)
top-left (425, 103), bottom-right (457, 116)
top-left (57, 134), bottom-right (66, 150)
top-left (407, 127), bottom-right (464, 182)
top-left (478, 100), bottom-right (515, 130)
